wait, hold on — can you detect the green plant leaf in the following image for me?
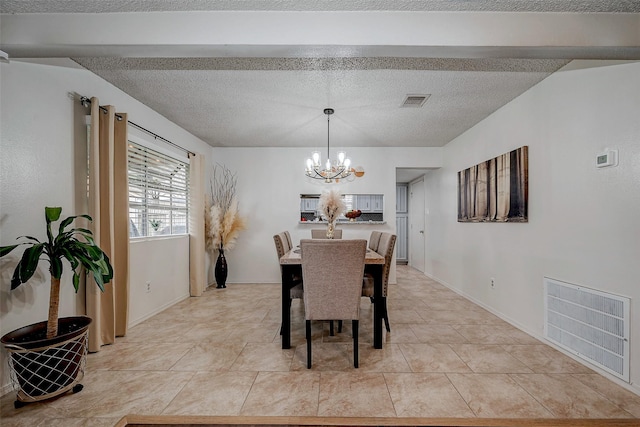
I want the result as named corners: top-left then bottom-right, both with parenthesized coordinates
top-left (72, 270), bottom-right (81, 292)
top-left (50, 257), bottom-right (63, 279)
top-left (45, 207), bottom-right (61, 244)
top-left (0, 244), bottom-right (20, 257)
top-left (10, 267), bottom-right (22, 290)
top-left (45, 207), bottom-right (62, 223)
top-left (16, 236), bottom-right (41, 244)
top-left (17, 244), bottom-right (45, 284)
top-left (61, 247), bottom-right (80, 271)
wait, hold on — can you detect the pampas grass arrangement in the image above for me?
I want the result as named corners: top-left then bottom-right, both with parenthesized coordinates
top-left (318, 190), bottom-right (345, 238)
top-left (205, 164), bottom-right (246, 252)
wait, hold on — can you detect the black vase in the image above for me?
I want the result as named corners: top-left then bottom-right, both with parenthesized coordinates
top-left (215, 248), bottom-right (228, 289)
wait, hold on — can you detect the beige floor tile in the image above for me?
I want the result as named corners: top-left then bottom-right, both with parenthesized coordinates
top-left (504, 344), bottom-right (595, 373)
top-left (2, 419), bottom-right (47, 427)
top-left (36, 418), bottom-right (120, 427)
top-left (358, 343), bottom-right (412, 372)
top-left (46, 370), bottom-right (194, 418)
top-left (409, 323), bottom-right (469, 344)
top-left (0, 389), bottom-right (68, 422)
top-left (86, 342), bottom-right (193, 371)
top-left (230, 342), bottom-right (295, 371)
top-left (162, 371), bottom-right (257, 415)
top-left (240, 371), bottom-right (320, 416)
top-left (450, 344), bottom-right (534, 373)
top-left (572, 374), bottom-right (640, 417)
top-left (447, 373), bottom-right (553, 418)
top-left (169, 341), bottom-right (247, 371)
top-left (424, 298), bottom-right (487, 313)
top-left (224, 322), bottom-right (280, 343)
top-left (291, 342), bottom-right (357, 371)
top-left (386, 309), bottom-right (424, 323)
top-left (5, 265), bottom-right (638, 425)
top-left (318, 371), bottom-right (395, 417)
top-left (453, 324), bottom-right (522, 344)
top-left (118, 319), bottom-right (196, 343)
top-left (511, 373), bottom-right (635, 418)
top-left (384, 372), bottom-right (474, 417)
top-left (399, 343), bottom-right (471, 373)
top-left (417, 308), bottom-right (505, 325)
top-left (381, 323), bottom-right (420, 344)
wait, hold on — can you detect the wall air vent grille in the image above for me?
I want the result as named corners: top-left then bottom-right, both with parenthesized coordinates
top-left (401, 94), bottom-right (430, 108)
top-left (544, 277), bottom-right (629, 382)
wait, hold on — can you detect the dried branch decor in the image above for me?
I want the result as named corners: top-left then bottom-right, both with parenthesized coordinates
top-left (318, 190), bottom-right (345, 238)
top-left (205, 164), bottom-right (246, 252)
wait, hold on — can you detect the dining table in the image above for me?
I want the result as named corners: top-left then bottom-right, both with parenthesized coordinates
top-left (279, 245), bottom-right (386, 349)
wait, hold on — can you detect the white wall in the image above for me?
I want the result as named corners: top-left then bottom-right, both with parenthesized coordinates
top-left (211, 146), bottom-right (442, 285)
top-left (422, 61), bottom-right (640, 392)
top-left (129, 236), bottom-right (190, 326)
top-left (0, 59), bottom-right (211, 392)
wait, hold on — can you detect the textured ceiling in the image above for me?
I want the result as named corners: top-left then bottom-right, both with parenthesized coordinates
top-left (2, 2), bottom-right (638, 151)
top-left (3, 0), bottom-right (640, 13)
top-left (73, 57), bottom-right (567, 147)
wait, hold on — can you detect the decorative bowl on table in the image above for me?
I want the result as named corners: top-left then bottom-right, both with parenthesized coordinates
top-left (345, 210), bottom-right (362, 222)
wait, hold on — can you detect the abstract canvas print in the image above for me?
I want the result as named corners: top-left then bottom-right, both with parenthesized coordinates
top-left (458, 146), bottom-right (528, 222)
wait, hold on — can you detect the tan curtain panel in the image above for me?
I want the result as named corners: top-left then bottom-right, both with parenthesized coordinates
top-left (86, 97), bottom-right (130, 352)
top-left (188, 152), bottom-right (206, 297)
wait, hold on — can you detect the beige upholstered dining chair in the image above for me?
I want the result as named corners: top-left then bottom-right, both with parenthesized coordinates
top-left (368, 231), bottom-right (382, 252)
top-left (311, 228), bottom-right (342, 239)
top-left (273, 231), bottom-right (303, 300)
top-left (363, 232), bottom-right (397, 333)
top-left (300, 239), bottom-right (367, 369)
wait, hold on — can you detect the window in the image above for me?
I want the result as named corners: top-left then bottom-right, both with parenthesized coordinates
top-left (128, 141), bottom-right (189, 237)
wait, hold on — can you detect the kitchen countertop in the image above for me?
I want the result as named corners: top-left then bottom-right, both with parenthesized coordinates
top-left (299, 220), bottom-right (386, 225)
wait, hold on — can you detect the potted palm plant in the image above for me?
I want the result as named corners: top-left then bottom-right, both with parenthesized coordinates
top-left (0, 207), bottom-right (113, 408)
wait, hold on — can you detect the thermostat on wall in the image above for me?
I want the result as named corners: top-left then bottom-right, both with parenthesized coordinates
top-left (596, 149), bottom-right (618, 168)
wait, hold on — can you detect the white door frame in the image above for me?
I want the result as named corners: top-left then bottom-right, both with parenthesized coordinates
top-left (408, 177), bottom-right (425, 272)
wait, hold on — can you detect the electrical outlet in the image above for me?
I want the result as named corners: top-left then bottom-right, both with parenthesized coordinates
top-left (146, 281), bottom-right (151, 293)
top-left (490, 278), bottom-right (495, 289)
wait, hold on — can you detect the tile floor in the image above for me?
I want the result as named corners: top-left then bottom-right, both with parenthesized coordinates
top-left (1, 266), bottom-right (639, 426)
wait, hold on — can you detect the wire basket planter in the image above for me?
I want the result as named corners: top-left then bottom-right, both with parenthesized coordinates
top-left (1, 316), bottom-right (91, 408)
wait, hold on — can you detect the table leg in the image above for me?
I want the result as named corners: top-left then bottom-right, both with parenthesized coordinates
top-left (281, 267), bottom-right (291, 349)
top-left (372, 264), bottom-right (383, 349)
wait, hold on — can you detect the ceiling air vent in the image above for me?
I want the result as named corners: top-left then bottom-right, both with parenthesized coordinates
top-left (401, 94), bottom-right (430, 108)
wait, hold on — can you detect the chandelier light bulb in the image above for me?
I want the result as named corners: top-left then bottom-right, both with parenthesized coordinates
top-left (337, 151), bottom-right (346, 165)
top-left (344, 158), bottom-right (351, 169)
top-left (312, 151), bottom-right (321, 166)
top-left (325, 158), bottom-right (332, 171)
top-left (306, 158), bottom-right (313, 171)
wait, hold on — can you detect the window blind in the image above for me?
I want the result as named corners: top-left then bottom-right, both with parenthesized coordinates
top-left (128, 142), bottom-right (189, 237)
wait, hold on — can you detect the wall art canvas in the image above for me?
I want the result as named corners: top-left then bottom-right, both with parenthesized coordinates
top-left (458, 146), bottom-right (528, 222)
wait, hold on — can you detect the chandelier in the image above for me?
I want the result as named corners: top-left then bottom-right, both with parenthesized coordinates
top-left (305, 108), bottom-right (353, 183)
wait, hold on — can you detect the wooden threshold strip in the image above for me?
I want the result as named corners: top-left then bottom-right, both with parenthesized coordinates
top-left (115, 415), bottom-right (640, 427)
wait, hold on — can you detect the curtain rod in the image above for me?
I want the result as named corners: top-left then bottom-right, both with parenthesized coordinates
top-left (79, 96), bottom-right (195, 156)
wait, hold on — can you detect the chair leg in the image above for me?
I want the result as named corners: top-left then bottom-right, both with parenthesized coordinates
top-left (352, 320), bottom-right (359, 368)
top-left (338, 320), bottom-right (343, 333)
top-left (329, 320), bottom-right (335, 336)
top-left (306, 320), bottom-right (312, 369)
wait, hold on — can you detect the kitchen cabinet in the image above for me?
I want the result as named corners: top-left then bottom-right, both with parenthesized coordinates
top-left (396, 215), bottom-right (408, 261)
top-left (371, 195), bottom-right (383, 212)
top-left (356, 195), bottom-right (371, 211)
top-left (300, 197), bottom-right (319, 212)
top-left (396, 184), bottom-right (408, 213)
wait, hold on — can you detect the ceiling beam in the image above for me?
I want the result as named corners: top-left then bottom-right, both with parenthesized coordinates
top-left (2, 11), bottom-right (639, 59)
